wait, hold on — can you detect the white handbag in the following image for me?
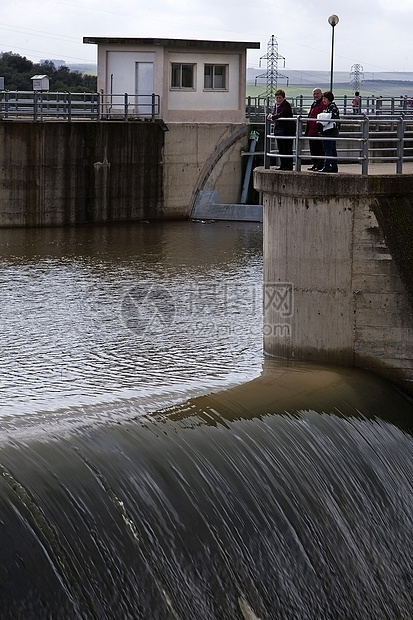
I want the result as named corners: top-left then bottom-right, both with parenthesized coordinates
top-left (317, 111), bottom-right (335, 131)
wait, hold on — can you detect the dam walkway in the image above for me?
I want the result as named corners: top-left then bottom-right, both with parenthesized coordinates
top-left (264, 116), bottom-right (413, 175)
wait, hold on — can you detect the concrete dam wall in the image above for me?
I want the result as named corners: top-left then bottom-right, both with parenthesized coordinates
top-left (0, 122), bottom-right (164, 226)
top-left (0, 121), bottom-right (249, 227)
top-left (254, 168), bottom-right (413, 396)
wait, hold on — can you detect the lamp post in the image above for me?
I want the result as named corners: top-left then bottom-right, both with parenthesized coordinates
top-left (328, 14), bottom-right (339, 92)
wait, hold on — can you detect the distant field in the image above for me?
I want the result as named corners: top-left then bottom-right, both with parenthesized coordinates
top-left (246, 82), bottom-right (413, 99)
top-left (68, 63), bottom-right (97, 75)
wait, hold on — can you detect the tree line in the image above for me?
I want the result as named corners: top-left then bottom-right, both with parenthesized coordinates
top-left (0, 52), bottom-right (97, 92)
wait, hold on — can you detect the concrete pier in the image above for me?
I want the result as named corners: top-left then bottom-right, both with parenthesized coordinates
top-left (254, 166), bottom-right (413, 395)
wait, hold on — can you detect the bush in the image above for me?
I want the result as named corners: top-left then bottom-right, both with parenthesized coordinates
top-left (0, 52), bottom-right (97, 92)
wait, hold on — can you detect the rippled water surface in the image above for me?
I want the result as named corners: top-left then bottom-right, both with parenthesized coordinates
top-left (0, 221), bottom-right (263, 418)
top-left (2, 220), bottom-right (413, 619)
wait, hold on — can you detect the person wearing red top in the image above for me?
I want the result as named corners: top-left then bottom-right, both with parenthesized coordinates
top-left (305, 88), bottom-right (326, 171)
top-left (352, 92), bottom-right (361, 114)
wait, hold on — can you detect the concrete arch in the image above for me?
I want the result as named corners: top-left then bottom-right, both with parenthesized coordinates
top-left (189, 124), bottom-right (249, 217)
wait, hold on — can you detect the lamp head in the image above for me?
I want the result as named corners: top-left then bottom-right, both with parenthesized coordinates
top-left (328, 14), bottom-right (339, 27)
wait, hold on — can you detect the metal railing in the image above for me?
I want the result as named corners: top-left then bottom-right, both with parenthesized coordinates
top-left (264, 115), bottom-right (413, 174)
top-left (246, 95), bottom-right (413, 121)
top-left (0, 91), bottom-right (161, 121)
top-left (2, 90), bottom-right (413, 124)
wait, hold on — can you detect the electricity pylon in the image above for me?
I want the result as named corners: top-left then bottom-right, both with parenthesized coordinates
top-left (350, 64), bottom-right (364, 92)
top-left (255, 35), bottom-right (289, 104)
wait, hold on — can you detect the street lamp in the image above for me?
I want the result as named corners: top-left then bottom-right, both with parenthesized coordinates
top-left (328, 14), bottom-right (339, 92)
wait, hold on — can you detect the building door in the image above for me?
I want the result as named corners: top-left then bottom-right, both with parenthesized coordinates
top-left (135, 62), bottom-right (154, 116)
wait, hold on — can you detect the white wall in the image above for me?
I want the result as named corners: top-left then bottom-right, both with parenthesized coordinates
top-left (166, 51), bottom-right (241, 111)
top-left (106, 51), bottom-right (156, 94)
top-left (96, 43), bottom-right (247, 123)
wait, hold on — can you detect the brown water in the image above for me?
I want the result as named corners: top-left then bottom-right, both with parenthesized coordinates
top-left (0, 220), bottom-right (264, 421)
top-left (2, 220), bottom-right (413, 619)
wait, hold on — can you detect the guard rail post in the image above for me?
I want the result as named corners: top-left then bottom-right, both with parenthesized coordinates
top-left (396, 117), bottom-right (404, 174)
top-left (361, 116), bottom-right (369, 175)
top-left (264, 116), bottom-right (271, 169)
top-left (96, 92), bottom-right (101, 121)
top-left (34, 91), bottom-right (39, 122)
top-left (3, 91), bottom-right (9, 119)
top-left (295, 116), bottom-right (302, 171)
top-left (124, 93), bottom-right (129, 122)
top-left (246, 96), bottom-right (251, 118)
top-left (151, 93), bottom-right (156, 121)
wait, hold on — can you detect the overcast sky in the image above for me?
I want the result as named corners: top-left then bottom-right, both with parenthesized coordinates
top-left (1, 0), bottom-right (412, 76)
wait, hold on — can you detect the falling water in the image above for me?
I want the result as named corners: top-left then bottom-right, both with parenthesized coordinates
top-left (1, 222), bottom-right (413, 619)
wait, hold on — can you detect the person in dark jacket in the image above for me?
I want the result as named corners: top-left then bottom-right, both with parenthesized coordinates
top-left (305, 87), bottom-right (326, 170)
top-left (267, 89), bottom-right (295, 170)
top-left (316, 91), bottom-right (340, 173)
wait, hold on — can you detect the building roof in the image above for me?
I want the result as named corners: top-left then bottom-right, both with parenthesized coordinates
top-left (83, 37), bottom-right (260, 50)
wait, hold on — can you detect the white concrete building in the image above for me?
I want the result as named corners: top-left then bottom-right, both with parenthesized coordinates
top-left (83, 37), bottom-right (260, 123)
